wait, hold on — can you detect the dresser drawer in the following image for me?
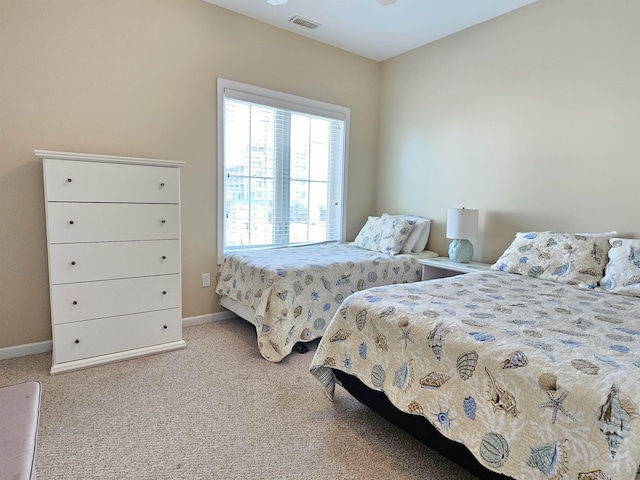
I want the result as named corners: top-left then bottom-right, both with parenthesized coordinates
top-left (44, 159), bottom-right (180, 203)
top-left (46, 203), bottom-right (179, 243)
top-left (51, 274), bottom-right (180, 324)
top-left (53, 309), bottom-right (182, 364)
top-left (49, 240), bottom-right (180, 284)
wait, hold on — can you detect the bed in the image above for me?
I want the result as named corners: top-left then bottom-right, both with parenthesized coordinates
top-left (311, 232), bottom-right (640, 480)
top-left (216, 242), bottom-right (437, 362)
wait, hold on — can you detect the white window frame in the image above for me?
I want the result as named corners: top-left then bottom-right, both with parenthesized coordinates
top-left (217, 78), bottom-right (350, 263)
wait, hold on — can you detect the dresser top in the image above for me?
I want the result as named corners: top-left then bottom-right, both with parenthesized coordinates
top-left (35, 150), bottom-right (185, 168)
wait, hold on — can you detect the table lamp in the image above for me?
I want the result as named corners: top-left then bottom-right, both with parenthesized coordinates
top-left (446, 208), bottom-right (479, 263)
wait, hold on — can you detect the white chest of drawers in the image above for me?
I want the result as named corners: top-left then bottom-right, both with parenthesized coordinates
top-left (37, 150), bottom-right (186, 374)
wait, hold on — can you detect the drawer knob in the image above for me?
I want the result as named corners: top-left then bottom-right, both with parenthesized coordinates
top-left (67, 178), bottom-right (73, 183)
top-left (161, 220), bottom-right (166, 224)
top-left (75, 339), bottom-right (79, 344)
top-left (162, 255), bottom-right (167, 260)
top-left (163, 325), bottom-right (168, 329)
top-left (71, 261), bottom-right (76, 266)
top-left (160, 182), bottom-right (165, 187)
top-left (72, 300), bottom-right (78, 305)
top-left (162, 291), bottom-right (167, 295)
top-left (69, 220), bottom-right (74, 225)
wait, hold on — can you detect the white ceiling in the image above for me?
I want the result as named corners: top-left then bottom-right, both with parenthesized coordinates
top-left (202, 0), bottom-right (538, 62)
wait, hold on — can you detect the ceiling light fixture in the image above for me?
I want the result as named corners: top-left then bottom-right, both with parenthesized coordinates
top-left (267, 0), bottom-right (288, 5)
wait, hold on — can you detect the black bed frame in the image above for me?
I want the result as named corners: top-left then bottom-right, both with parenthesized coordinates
top-left (333, 369), bottom-right (513, 480)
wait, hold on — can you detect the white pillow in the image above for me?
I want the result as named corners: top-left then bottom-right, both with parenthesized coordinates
top-left (412, 218), bottom-right (432, 252)
top-left (353, 216), bottom-right (413, 255)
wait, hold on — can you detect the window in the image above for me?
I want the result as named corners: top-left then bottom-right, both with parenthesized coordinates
top-left (217, 79), bottom-right (349, 261)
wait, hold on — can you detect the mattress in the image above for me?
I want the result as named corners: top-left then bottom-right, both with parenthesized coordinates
top-left (311, 271), bottom-right (640, 479)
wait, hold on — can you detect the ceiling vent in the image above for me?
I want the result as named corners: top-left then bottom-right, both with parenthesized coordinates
top-left (289, 16), bottom-right (320, 29)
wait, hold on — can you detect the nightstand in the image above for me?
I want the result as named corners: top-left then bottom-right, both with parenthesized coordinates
top-left (419, 257), bottom-right (492, 281)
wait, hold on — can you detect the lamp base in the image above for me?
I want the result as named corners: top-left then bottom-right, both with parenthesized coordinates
top-left (448, 239), bottom-right (473, 263)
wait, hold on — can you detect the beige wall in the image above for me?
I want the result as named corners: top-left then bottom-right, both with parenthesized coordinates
top-left (378, 0), bottom-right (640, 263)
top-left (0, 0), bottom-right (380, 348)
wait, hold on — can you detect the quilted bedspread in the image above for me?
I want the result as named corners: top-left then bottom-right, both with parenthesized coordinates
top-left (311, 271), bottom-right (640, 479)
top-left (216, 243), bottom-right (428, 362)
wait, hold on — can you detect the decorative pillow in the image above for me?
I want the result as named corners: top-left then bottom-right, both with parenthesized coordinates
top-left (381, 214), bottom-right (431, 253)
top-left (353, 216), bottom-right (413, 255)
top-left (599, 238), bottom-right (640, 297)
top-left (490, 231), bottom-right (611, 289)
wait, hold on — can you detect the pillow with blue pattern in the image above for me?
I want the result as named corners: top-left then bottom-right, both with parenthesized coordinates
top-left (599, 238), bottom-right (640, 297)
top-left (490, 231), bottom-right (611, 289)
top-left (353, 216), bottom-right (413, 255)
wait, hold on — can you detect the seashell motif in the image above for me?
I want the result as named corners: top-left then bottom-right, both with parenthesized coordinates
top-left (380, 306), bottom-right (396, 318)
top-left (223, 273), bottom-right (233, 282)
top-left (254, 289), bottom-right (263, 298)
top-left (479, 432), bottom-right (509, 468)
top-left (235, 290), bottom-right (242, 302)
top-left (329, 329), bottom-right (352, 343)
top-left (368, 271), bottom-right (378, 283)
top-left (456, 351), bottom-right (479, 380)
top-left (355, 310), bottom-right (367, 330)
top-left (374, 331), bottom-right (389, 352)
top-left (554, 307), bottom-right (572, 315)
top-left (321, 276), bottom-right (332, 292)
top-left (347, 261), bottom-right (355, 268)
top-left (463, 396), bottom-right (477, 420)
top-left (276, 290), bottom-right (288, 301)
top-left (313, 317), bottom-right (325, 331)
top-left (503, 351), bottom-right (529, 369)
top-left (419, 372), bottom-right (451, 389)
top-left (553, 264), bottom-right (570, 276)
top-left (594, 315), bottom-right (623, 324)
top-left (261, 324), bottom-right (270, 334)
top-left (427, 323), bottom-right (445, 361)
top-left (336, 274), bottom-right (351, 286)
top-left (577, 471), bottom-right (611, 480)
top-left (407, 401), bottom-right (424, 415)
top-left (462, 319), bottom-right (488, 328)
top-left (597, 385), bottom-right (632, 458)
top-left (486, 368), bottom-right (519, 417)
top-left (357, 279), bottom-right (366, 291)
top-left (527, 440), bottom-right (568, 479)
top-left (269, 340), bottom-right (281, 354)
top-left (324, 357), bottom-right (336, 368)
top-left (528, 266), bottom-right (545, 278)
top-left (422, 310), bottom-right (441, 318)
top-left (358, 342), bottom-right (367, 359)
top-left (371, 364), bottom-right (386, 388)
top-left (538, 373), bottom-right (558, 391)
top-left (254, 315), bottom-right (264, 329)
top-left (304, 274), bottom-right (314, 286)
top-left (300, 328), bottom-right (312, 341)
top-left (623, 275), bottom-right (640, 286)
top-left (434, 408), bottom-right (454, 431)
top-left (392, 360), bottom-right (414, 392)
top-left (334, 294), bottom-right (344, 304)
top-left (293, 305), bottom-right (302, 318)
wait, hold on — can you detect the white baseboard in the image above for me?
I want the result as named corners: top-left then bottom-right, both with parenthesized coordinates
top-left (0, 311), bottom-right (238, 361)
top-left (182, 310), bottom-right (237, 327)
top-left (0, 340), bottom-right (53, 361)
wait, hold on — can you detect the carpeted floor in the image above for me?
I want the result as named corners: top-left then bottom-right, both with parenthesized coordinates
top-left (0, 318), bottom-right (477, 479)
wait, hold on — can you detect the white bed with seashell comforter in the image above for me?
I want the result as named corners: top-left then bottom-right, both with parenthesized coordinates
top-left (216, 242), bottom-right (437, 362)
top-left (311, 232), bottom-right (640, 480)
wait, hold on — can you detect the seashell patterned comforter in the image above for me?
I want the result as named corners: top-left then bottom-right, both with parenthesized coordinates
top-left (310, 271), bottom-right (640, 479)
top-left (216, 243), bottom-right (434, 362)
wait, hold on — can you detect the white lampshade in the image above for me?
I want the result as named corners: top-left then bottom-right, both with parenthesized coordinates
top-left (446, 208), bottom-right (479, 240)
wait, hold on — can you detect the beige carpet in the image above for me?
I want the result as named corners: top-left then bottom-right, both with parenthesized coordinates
top-left (0, 318), bottom-right (477, 479)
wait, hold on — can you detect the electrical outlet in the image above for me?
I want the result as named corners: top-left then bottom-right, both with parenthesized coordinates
top-left (202, 273), bottom-right (211, 288)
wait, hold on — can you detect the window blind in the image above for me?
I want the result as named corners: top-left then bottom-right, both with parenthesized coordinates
top-left (218, 79), bottom-right (349, 258)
